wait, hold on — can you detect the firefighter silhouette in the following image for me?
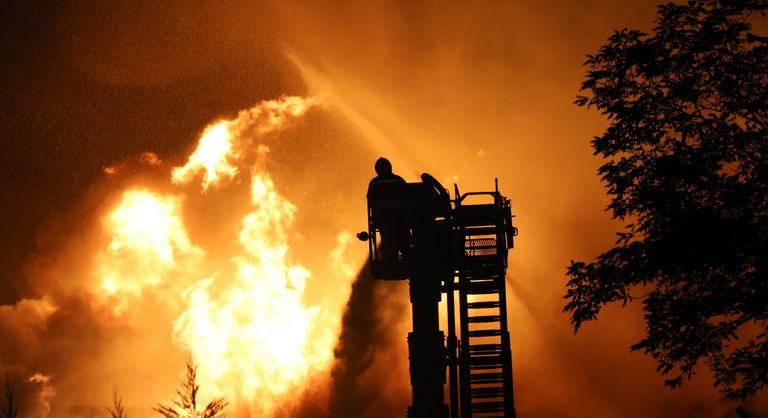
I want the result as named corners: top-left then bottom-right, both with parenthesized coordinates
top-left (367, 157), bottom-right (409, 263)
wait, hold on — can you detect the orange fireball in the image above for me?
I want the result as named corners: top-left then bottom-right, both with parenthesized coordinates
top-left (94, 95), bottom-right (342, 417)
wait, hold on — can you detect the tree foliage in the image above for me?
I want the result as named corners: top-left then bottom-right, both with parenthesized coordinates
top-left (566, 0), bottom-right (768, 398)
top-left (107, 387), bottom-right (127, 418)
top-left (154, 358), bottom-right (228, 418)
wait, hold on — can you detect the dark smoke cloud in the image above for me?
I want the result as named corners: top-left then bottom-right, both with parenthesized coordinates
top-left (325, 265), bottom-right (410, 418)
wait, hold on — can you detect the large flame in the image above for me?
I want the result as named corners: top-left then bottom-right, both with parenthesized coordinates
top-left (92, 95), bottom-right (342, 416)
top-left (174, 173), bottom-right (329, 414)
top-left (171, 122), bottom-right (239, 191)
top-left (171, 95), bottom-right (321, 191)
top-left (98, 189), bottom-right (203, 298)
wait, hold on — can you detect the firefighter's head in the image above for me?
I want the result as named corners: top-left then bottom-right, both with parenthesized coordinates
top-left (375, 157), bottom-right (392, 176)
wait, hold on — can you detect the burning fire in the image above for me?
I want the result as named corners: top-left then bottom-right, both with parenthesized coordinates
top-left (98, 190), bottom-right (203, 298)
top-left (171, 122), bottom-right (239, 191)
top-left (175, 173), bottom-right (325, 413)
top-left (171, 95), bottom-right (321, 191)
top-left (92, 95), bottom-right (343, 416)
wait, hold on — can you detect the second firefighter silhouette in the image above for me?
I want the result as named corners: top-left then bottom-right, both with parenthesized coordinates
top-left (360, 157), bottom-right (518, 418)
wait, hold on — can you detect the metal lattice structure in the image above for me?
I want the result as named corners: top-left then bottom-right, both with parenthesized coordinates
top-left (452, 187), bottom-right (516, 417)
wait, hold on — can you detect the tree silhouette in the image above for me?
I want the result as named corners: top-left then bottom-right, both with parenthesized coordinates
top-left (2, 377), bottom-right (19, 418)
top-left (154, 359), bottom-right (228, 418)
top-left (107, 387), bottom-right (127, 418)
top-left (565, 0), bottom-right (767, 399)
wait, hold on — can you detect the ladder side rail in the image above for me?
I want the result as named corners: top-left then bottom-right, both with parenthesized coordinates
top-left (446, 271), bottom-right (460, 418)
top-left (493, 191), bottom-right (516, 418)
top-left (452, 197), bottom-right (474, 418)
top-left (458, 279), bottom-right (472, 418)
top-left (497, 281), bottom-right (516, 418)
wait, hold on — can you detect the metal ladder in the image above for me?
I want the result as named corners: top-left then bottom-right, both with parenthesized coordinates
top-left (455, 191), bottom-right (516, 418)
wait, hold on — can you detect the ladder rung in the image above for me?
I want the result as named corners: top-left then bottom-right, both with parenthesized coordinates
top-left (463, 274), bottom-right (499, 281)
top-left (472, 401), bottom-right (505, 412)
top-left (469, 355), bottom-right (503, 366)
top-left (464, 279), bottom-right (498, 289)
top-left (463, 254), bottom-right (501, 264)
top-left (461, 277), bottom-right (503, 287)
top-left (462, 226), bottom-right (498, 236)
top-left (463, 275), bottom-right (502, 283)
top-left (471, 387), bottom-right (504, 398)
top-left (468, 329), bottom-right (502, 338)
top-left (464, 276), bottom-right (500, 284)
top-left (467, 301), bottom-right (500, 309)
top-left (467, 282), bottom-right (501, 295)
top-left (470, 363), bottom-right (503, 371)
top-left (463, 257), bottom-right (503, 265)
top-left (462, 263), bottom-right (504, 276)
top-left (468, 343), bottom-right (502, 352)
top-left (470, 372), bottom-right (504, 383)
top-left (467, 315), bottom-right (501, 323)
top-left (463, 271), bottom-right (503, 279)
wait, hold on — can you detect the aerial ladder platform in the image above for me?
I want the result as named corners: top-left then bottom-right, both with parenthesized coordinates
top-left (453, 185), bottom-right (516, 417)
top-left (359, 162), bottom-right (518, 418)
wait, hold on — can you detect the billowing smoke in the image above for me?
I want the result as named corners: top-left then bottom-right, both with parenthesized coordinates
top-left (326, 265), bottom-right (410, 418)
